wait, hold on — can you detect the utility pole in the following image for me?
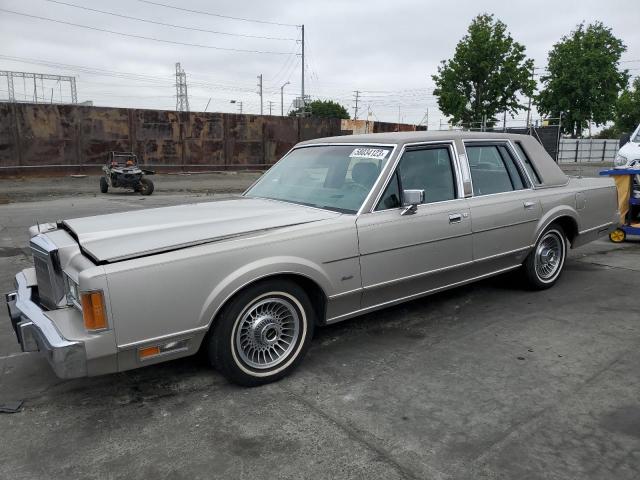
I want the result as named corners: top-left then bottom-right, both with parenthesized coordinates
top-left (268, 101), bottom-right (275, 116)
top-left (300, 24), bottom-right (305, 107)
top-left (257, 74), bottom-right (263, 115)
top-left (280, 81), bottom-right (290, 116)
top-left (525, 65), bottom-right (534, 128)
top-left (353, 90), bottom-right (360, 120)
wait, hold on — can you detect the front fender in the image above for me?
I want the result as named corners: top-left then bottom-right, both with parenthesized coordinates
top-left (198, 256), bottom-right (333, 329)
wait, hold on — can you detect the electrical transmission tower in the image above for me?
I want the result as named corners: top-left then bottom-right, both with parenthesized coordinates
top-left (0, 70), bottom-right (77, 104)
top-left (352, 90), bottom-right (361, 120)
top-left (175, 62), bottom-right (189, 112)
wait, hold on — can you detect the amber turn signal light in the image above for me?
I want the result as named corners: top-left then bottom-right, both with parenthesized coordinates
top-left (80, 290), bottom-right (107, 330)
top-left (139, 346), bottom-right (161, 359)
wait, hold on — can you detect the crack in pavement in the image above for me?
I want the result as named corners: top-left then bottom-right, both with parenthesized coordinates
top-left (470, 344), bottom-right (636, 468)
top-left (279, 383), bottom-right (447, 480)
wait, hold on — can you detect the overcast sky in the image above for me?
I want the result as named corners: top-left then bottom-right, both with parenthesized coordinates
top-left (1, 0), bottom-right (638, 126)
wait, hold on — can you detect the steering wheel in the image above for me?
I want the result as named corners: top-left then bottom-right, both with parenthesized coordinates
top-left (348, 182), bottom-right (370, 194)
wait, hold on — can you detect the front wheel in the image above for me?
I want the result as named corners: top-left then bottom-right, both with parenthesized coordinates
top-left (208, 279), bottom-right (315, 386)
top-left (522, 224), bottom-right (567, 290)
top-left (139, 178), bottom-right (154, 195)
top-left (99, 176), bottom-right (108, 193)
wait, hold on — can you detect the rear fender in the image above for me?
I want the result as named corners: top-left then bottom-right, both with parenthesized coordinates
top-left (532, 206), bottom-right (579, 246)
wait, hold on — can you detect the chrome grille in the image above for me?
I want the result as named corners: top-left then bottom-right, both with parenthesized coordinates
top-left (30, 235), bottom-right (66, 309)
top-left (33, 255), bottom-right (54, 304)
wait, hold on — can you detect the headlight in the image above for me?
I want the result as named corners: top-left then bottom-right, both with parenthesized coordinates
top-left (614, 154), bottom-right (628, 167)
top-left (64, 274), bottom-right (80, 307)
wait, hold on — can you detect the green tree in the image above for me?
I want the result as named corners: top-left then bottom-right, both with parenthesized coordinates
top-left (614, 77), bottom-right (640, 133)
top-left (289, 100), bottom-right (350, 119)
top-left (536, 22), bottom-right (628, 138)
top-left (432, 13), bottom-right (534, 128)
top-left (593, 125), bottom-right (619, 139)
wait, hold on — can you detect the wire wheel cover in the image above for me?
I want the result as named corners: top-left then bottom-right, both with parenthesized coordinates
top-left (235, 297), bottom-right (300, 369)
top-left (535, 231), bottom-right (563, 280)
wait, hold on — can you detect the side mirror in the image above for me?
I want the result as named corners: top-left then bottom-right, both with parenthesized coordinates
top-left (620, 133), bottom-right (631, 148)
top-left (401, 189), bottom-right (424, 215)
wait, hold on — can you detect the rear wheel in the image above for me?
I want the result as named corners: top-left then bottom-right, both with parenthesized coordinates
top-left (139, 178), bottom-right (154, 195)
top-left (522, 224), bottom-right (567, 290)
top-left (208, 279), bottom-right (315, 387)
top-left (609, 228), bottom-right (626, 243)
top-left (99, 176), bottom-right (108, 193)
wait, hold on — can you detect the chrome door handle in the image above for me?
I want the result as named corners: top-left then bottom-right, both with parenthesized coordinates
top-left (523, 201), bottom-right (536, 209)
top-left (449, 213), bottom-right (463, 224)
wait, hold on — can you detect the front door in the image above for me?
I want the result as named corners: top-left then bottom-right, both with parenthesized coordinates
top-left (356, 143), bottom-right (473, 309)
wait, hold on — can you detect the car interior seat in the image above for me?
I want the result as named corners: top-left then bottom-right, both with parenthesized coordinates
top-left (352, 162), bottom-right (379, 189)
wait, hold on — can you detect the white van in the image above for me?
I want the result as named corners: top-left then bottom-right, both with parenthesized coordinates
top-left (616, 124), bottom-right (640, 168)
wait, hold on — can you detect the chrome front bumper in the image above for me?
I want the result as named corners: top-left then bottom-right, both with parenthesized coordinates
top-left (5, 269), bottom-right (87, 379)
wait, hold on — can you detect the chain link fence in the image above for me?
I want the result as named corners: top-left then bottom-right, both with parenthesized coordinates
top-left (557, 139), bottom-right (619, 163)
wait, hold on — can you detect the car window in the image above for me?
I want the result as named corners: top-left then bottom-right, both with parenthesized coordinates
top-left (375, 146), bottom-right (456, 210)
top-left (246, 145), bottom-right (392, 214)
top-left (466, 144), bottom-right (527, 196)
top-left (376, 172), bottom-right (401, 210)
top-left (513, 142), bottom-right (542, 185)
top-left (498, 146), bottom-right (525, 190)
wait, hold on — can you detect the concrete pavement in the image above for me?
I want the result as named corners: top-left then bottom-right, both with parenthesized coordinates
top-left (0, 193), bottom-right (639, 480)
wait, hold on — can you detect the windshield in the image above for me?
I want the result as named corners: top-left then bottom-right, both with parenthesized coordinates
top-left (245, 145), bottom-right (394, 213)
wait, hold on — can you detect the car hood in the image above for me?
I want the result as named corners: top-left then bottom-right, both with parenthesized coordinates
top-left (62, 197), bottom-right (340, 263)
top-left (619, 141), bottom-right (640, 159)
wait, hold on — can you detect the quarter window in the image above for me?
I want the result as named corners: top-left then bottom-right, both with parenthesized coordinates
top-left (376, 146), bottom-right (456, 210)
top-left (513, 141), bottom-right (542, 185)
top-left (466, 144), bottom-right (528, 196)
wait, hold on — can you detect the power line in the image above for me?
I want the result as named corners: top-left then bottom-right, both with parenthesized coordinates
top-left (43, 0), bottom-right (296, 41)
top-left (0, 8), bottom-right (295, 55)
top-left (0, 55), bottom-right (263, 95)
top-left (137, 0), bottom-right (299, 27)
top-left (0, 54), bottom-right (174, 83)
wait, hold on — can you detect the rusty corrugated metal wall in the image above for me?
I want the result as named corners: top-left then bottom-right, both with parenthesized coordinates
top-left (0, 103), bottom-right (345, 173)
top-left (340, 119), bottom-right (427, 135)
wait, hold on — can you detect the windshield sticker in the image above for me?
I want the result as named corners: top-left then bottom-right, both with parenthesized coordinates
top-left (349, 148), bottom-right (389, 160)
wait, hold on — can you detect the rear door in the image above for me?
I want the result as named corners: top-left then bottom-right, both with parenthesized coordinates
top-left (356, 142), bottom-right (473, 309)
top-left (463, 141), bottom-right (541, 273)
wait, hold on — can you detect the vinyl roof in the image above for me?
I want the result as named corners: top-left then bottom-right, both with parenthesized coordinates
top-left (297, 130), bottom-right (534, 146)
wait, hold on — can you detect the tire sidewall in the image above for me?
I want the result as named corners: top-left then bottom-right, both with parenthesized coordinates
top-left (210, 280), bottom-right (315, 386)
top-left (139, 178), bottom-right (154, 195)
top-left (230, 291), bottom-right (308, 378)
top-left (526, 225), bottom-right (567, 288)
